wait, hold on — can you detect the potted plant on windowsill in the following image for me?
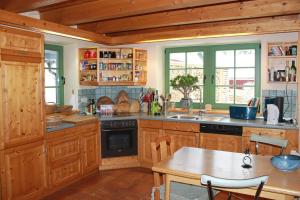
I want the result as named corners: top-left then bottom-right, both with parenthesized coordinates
top-left (170, 74), bottom-right (199, 109)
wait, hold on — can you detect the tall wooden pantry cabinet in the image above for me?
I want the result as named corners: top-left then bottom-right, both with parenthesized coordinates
top-left (0, 25), bottom-right (46, 200)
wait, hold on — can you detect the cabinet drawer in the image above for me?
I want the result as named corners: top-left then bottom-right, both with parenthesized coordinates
top-left (139, 120), bottom-right (162, 129)
top-left (48, 135), bottom-right (81, 163)
top-left (163, 121), bottom-right (199, 132)
top-left (0, 30), bottom-right (42, 53)
top-left (77, 122), bottom-right (98, 134)
top-left (243, 127), bottom-right (286, 138)
top-left (49, 158), bottom-right (81, 188)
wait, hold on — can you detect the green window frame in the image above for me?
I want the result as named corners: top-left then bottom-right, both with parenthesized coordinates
top-left (45, 44), bottom-right (64, 105)
top-left (165, 43), bottom-right (261, 109)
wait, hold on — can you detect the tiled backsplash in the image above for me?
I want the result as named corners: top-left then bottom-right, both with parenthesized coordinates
top-left (78, 86), bottom-right (145, 112)
top-left (261, 89), bottom-right (297, 119)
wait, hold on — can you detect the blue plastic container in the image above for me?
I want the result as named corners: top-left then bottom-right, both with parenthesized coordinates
top-left (271, 155), bottom-right (300, 172)
top-left (229, 106), bottom-right (257, 120)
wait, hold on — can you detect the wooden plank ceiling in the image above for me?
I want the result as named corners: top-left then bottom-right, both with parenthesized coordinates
top-left (0, 0), bottom-right (300, 45)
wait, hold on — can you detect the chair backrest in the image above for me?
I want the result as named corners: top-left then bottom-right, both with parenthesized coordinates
top-left (201, 175), bottom-right (268, 200)
top-left (151, 135), bottom-right (174, 164)
top-left (250, 134), bottom-right (288, 155)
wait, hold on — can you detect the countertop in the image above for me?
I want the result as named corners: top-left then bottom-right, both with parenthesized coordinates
top-left (46, 112), bottom-right (298, 132)
top-left (98, 113), bottom-right (299, 130)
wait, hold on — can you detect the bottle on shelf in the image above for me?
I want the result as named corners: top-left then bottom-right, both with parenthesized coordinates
top-left (290, 60), bottom-right (297, 82)
top-left (285, 60), bottom-right (290, 82)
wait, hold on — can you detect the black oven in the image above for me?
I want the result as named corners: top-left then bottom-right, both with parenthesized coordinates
top-left (101, 119), bottom-right (137, 158)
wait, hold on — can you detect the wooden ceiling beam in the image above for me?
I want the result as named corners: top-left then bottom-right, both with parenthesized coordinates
top-left (0, 9), bottom-right (111, 44)
top-left (39, 0), bottom-right (242, 25)
top-left (0, 0), bottom-right (70, 13)
top-left (79, 0), bottom-right (300, 34)
top-left (109, 15), bottom-right (300, 45)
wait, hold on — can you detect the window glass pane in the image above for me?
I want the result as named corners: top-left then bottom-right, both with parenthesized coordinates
top-left (216, 68), bottom-right (234, 86)
top-left (45, 68), bottom-right (57, 87)
top-left (235, 68), bottom-right (255, 86)
top-left (235, 87), bottom-right (255, 104)
top-left (216, 86), bottom-right (234, 104)
top-left (187, 52), bottom-right (203, 68)
top-left (187, 69), bottom-right (204, 85)
top-left (170, 87), bottom-right (183, 102)
top-left (170, 69), bottom-right (185, 80)
top-left (190, 87), bottom-right (203, 103)
top-left (45, 50), bottom-right (58, 69)
top-left (236, 49), bottom-right (255, 67)
top-left (216, 50), bottom-right (234, 68)
top-left (170, 53), bottom-right (185, 69)
top-left (45, 88), bottom-right (57, 103)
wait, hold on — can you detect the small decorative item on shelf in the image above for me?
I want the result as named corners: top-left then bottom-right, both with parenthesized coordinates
top-left (84, 50), bottom-right (91, 59)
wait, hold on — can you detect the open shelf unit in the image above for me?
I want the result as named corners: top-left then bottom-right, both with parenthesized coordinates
top-left (79, 47), bottom-right (147, 86)
top-left (267, 42), bottom-right (297, 83)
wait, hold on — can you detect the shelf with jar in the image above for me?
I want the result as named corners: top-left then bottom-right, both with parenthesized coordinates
top-left (267, 42), bottom-right (297, 83)
top-left (79, 47), bottom-right (147, 86)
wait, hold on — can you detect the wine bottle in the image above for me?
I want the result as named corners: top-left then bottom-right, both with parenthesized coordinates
top-left (290, 60), bottom-right (297, 82)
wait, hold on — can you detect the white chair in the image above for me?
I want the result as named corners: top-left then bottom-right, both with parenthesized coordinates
top-left (250, 134), bottom-right (288, 155)
top-left (201, 175), bottom-right (269, 200)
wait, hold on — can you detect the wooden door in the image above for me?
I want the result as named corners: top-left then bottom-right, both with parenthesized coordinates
top-left (81, 131), bottom-right (99, 174)
top-left (1, 61), bottom-right (44, 148)
top-left (163, 130), bottom-right (198, 152)
top-left (139, 127), bottom-right (160, 167)
top-left (1, 141), bottom-right (46, 200)
top-left (200, 133), bottom-right (242, 152)
top-left (242, 127), bottom-right (298, 155)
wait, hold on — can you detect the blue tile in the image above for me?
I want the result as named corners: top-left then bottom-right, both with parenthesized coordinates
top-left (276, 90), bottom-right (285, 96)
top-left (269, 90), bottom-right (277, 97)
top-left (292, 90), bottom-right (297, 97)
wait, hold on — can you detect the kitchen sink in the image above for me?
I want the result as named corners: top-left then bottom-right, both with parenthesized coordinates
top-left (167, 115), bottom-right (199, 120)
top-left (167, 114), bottom-right (225, 122)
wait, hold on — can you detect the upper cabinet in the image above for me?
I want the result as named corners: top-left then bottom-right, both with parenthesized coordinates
top-left (0, 26), bottom-right (44, 149)
top-left (79, 47), bottom-right (147, 86)
top-left (267, 42), bottom-right (297, 83)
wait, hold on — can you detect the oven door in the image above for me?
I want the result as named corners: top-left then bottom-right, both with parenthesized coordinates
top-left (101, 127), bottom-right (137, 158)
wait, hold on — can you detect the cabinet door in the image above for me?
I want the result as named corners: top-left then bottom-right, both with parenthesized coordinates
top-left (1, 141), bottom-right (46, 200)
top-left (164, 130), bottom-right (198, 152)
top-left (139, 127), bottom-right (160, 167)
top-left (48, 135), bottom-right (81, 163)
top-left (49, 158), bottom-right (81, 188)
top-left (200, 133), bottom-right (242, 152)
top-left (81, 131), bottom-right (99, 174)
top-left (242, 127), bottom-right (298, 155)
top-left (1, 61), bottom-right (44, 148)
top-left (0, 28), bottom-right (43, 53)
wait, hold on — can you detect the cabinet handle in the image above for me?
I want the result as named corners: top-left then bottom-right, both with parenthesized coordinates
top-left (211, 75), bottom-right (215, 84)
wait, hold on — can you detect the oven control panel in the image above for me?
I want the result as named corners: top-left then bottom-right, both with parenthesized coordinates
top-left (101, 119), bottom-right (137, 129)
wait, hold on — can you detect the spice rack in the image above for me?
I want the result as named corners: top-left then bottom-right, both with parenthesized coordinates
top-left (79, 48), bottom-right (147, 86)
top-left (267, 42), bottom-right (297, 83)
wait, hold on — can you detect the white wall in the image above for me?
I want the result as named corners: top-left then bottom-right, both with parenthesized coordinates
top-left (45, 32), bottom-right (298, 108)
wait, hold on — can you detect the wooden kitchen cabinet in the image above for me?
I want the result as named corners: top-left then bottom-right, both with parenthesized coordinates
top-left (81, 130), bottom-right (100, 174)
top-left (46, 122), bottom-right (100, 191)
top-left (199, 133), bottom-right (242, 152)
top-left (0, 141), bottom-right (47, 200)
top-left (242, 127), bottom-right (298, 155)
top-left (163, 130), bottom-right (198, 152)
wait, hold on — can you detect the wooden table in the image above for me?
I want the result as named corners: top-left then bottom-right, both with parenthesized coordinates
top-left (152, 147), bottom-right (300, 200)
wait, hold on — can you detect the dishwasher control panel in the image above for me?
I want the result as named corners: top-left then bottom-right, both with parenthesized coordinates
top-left (200, 124), bottom-right (243, 136)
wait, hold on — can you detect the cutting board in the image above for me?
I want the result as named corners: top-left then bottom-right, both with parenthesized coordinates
top-left (62, 115), bottom-right (98, 124)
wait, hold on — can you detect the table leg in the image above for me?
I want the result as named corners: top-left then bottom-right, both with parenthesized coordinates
top-left (165, 174), bottom-right (171, 200)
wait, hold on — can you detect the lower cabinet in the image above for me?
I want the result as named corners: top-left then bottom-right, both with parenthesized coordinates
top-left (0, 141), bottom-right (47, 200)
top-left (46, 122), bottom-right (99, 191)
top-left (139, 120), bottom-right (199, 168)
top-left (139, 127), bottom-right (160, 167)
top-left (242, 127), bottom-right (298, 155)
top-left (199, 133), bottom-right (242, 152)
top-left (164, 130), bottom-right (198, 152)
top-left (81, 131), bottom-right (100, 174)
